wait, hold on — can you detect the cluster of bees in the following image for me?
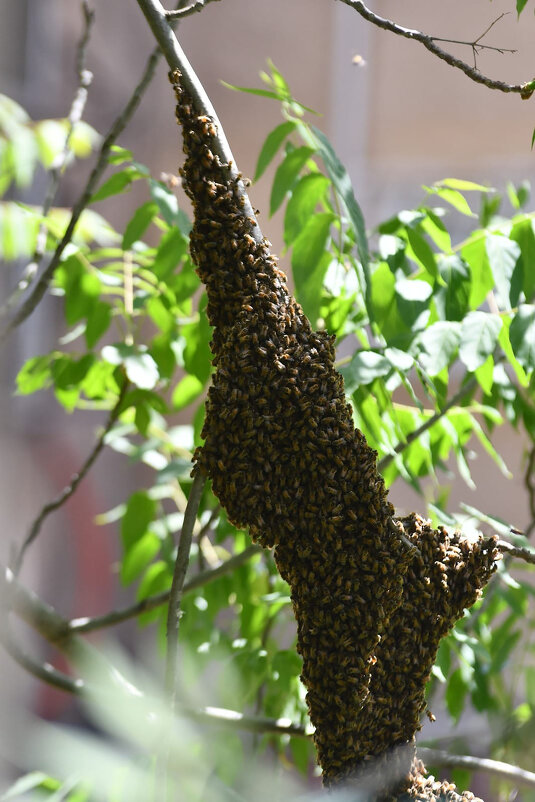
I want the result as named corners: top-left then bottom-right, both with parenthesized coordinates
top-left (169, 70), bottom-right (498, 800)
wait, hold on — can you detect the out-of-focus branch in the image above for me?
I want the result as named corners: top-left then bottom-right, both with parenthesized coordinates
top-left (13, 381), bottom-right (128, 575)
top-left (337, 0), bottom-right (535, 98)
top-left (164, 0), bottom-right (221, 19)
top-left (165, 474), bottom-right (205, 702)
top-left (0, 1), bottom-right (95, 322)
top-left (419, 747), bottom-right (535, 790)
top-left (69, 543), bottom-right (261, 634)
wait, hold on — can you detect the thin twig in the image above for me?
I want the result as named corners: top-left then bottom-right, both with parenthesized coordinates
top-left (164, 473), bottom-right (205, 702)
top-left (164, 0), bottom-right (221, 19)
top-left (0, 45), bottom-right (162, 344)
top-left (0, 1), bottom-right (95, 322)
top-left (68, 543), bottom-right (261, 634)
top-left (378, 375), bottom-right (478, 472)
top-left (496, 539), bottom-right (535, 565)
top-left (13, 380), bottom-right (128, 575)
top-left (337, 0), bottom-right (535, 98)
top-left (418, 747), bottom-right (535, 791)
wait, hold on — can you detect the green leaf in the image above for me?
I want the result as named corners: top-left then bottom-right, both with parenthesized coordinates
top-left (91, 170), bottom-right (137, 203)
top-left (102, 344), bottom-right (159, 389)
top-left (149, 179), bottom-right (184, 228)
top-left (404, 226), bottom-right (437, 278)
top-left (291, 212), bottom-right (334, 323)
top-left (445, 667), bottom-right (469, 721)
top-left (85, 301), bottom-right (112, 348)
top-left (395, 278), bottom-right (432, 328)
top-left (370, 262), bottom-right (408, 343)
top-left (172, 374), bottom-right (204, 410)
top-left (437, 178), bottom-right (494, 192)
top-left (121, 491), bottom-right (156, 551)
top-left (340, 351), bottom-right (391, 389)
top-left (461, 235), bottom-right (494, 309)
top-left (498, 319), bottom-right (529, 387)
top-left (308, 125), bottom-right (371, 314)
top-left (434, 255), bottom-right (470, 321)
top-left (182, 296), bottom-right (213, 384)
top-left (517, 0), bottom-right (528, 13)
top-left (459, 311), bottom-right (502, 371)
top-left (510, 218), bottom-right (535, 301)
top-left (474, 354), bottom-right (494, 395)
top-left (485, 233), bottom-right (521, 308)
top-left (417, 321), bottom-right (462, 376)
top-left (270, 146), bottom-right (316, 216)
top-left (284, 172), bottom-right (330, 245)
top-left (108, 145), bottom-right (133, 165)
top-left (509, 304), bottom-right (535, 371)
top-left (120, 531), bottom-right (160, 585)
top-left (152, 227), bottom-right (188, 279)
top-left (122, 200), bottom-right (159, 250)
top-left (254, 121), bottom-right (297, 182)
top-left (16, 354), bottom-right (53, 394)
top-left (424, 185), bottom-right (475, 216)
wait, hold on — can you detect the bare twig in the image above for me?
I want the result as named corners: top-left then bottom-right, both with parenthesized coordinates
top-left (418, 747), bottom-right (535, 791)
top-left (430, 13), bottom-right (516, 71)
top-left (496, 539), bottom-right (535, 565)
top-left (68, 543), bottom-right (261, 634)
top-left (165, 473), bottom-right (205, 702)
top-left (378, 375), bottom-right (478, 472)
top-left (337, 0), bottom-right (535, 98)
top-left (164, 0), bottom-right (221, 19)
top-left (13, 380), bottom-right (128, 575)
top-left (0, 46), bottom-right (162, 344)
top-left (0, 1), bottom-right (95, 322)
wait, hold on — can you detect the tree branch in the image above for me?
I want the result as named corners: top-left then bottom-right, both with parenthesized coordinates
top-left (135, 0), bottom-right (262, 244)
top-left (378, 375), bottom-right (478, 473)
top-left (0, 624), bottom-right (83, 695)
top-left (165, 473), bottom-right (205, 702)
top-left (337, 0), bottom-right (535, 98)
top-left (164, 0), bottom-right (221, 19)
top-left (496, 539), bottom-right (535, 565)
top-left (68, 543), bottom-right (261, 634)
top-left (12, 381), bottom-right (128, 576)
top-left (418, 747), bottom-right (535, 791)
top-left (0, 2), bottom-right (95, 323)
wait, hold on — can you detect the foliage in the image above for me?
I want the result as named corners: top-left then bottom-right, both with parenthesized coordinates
top-left (2, 54), bottom-right (535, 802)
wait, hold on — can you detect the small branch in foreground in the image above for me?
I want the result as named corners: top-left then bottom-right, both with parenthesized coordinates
top-left (13, 381), bottom-right (128, 575)
top-left (525, 445), bottom-right (535, 539)
top-left (164, 0), bottom-right (221, 19)
top-left (378, 375), bottom-right (478, 472)
top-left (69, 543), bottom-right (261, 634)
top-left (164, 473), bottom-right (205, 703)
top-left (0, 1), bottom-right (95, 322)
top-left (0, 44), bottom-right (162, 344)
top-left (337, 0), bottom-right (535, 98)
top-left (0, 624), bottom-right (83, 695)
top-left (418, 747), bottom-right (535, 791)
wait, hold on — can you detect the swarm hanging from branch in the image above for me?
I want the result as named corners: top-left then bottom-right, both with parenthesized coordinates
top-left (169, 67), bottom-right (499, 799)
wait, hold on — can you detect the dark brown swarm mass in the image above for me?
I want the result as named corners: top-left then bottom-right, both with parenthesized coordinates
top-left (169, 70), bottom-right (498, 797)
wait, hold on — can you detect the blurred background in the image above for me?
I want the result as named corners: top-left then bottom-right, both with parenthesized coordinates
top-left (0, 0), bottom-right (534, 795)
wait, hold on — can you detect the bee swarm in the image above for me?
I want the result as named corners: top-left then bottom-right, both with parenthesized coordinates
top-left (170, 69), bottom-right (499, 800)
